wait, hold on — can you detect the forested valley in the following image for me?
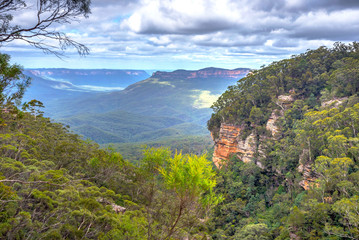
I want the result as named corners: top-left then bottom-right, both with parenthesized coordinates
top-left (1, 0), bottom-right (359, 234)
top-left (1, 42), bottom-right (359, 239)
top-left (0, 54), bottom-right (221, 239)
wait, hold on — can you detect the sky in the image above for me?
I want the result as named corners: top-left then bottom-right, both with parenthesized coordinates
top-left (2, 0), bottom-right (359, 70)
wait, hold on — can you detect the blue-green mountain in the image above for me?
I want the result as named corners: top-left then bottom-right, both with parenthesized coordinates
top-left (24, 67), bottom-right (250, 144)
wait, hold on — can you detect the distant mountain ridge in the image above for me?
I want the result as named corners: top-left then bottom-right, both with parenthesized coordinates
top-left (23, 68), bottom-right (150, 114)
top-left (52, 67), bottom-right (250, 117)
top-left (151, 67), bottom-right (249, 79)
top-left (24, 67), bottom-right (250, 145)
top-left (25, 68), bottom-right (150, 91)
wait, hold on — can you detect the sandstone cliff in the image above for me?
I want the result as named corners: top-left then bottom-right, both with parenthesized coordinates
top-left (212, 124), bottom-right (241, 168)
top-left (211, 94), bottom-right (350, 190)
top-left (211, 123), bottom-right (262, 169)
top-left (211, 94), bottom-right (294, 168)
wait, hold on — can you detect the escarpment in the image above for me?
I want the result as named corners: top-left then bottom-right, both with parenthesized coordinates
top-left (211, 94), bottom-right (294, 168)
top-left (212, 124), bottom-right (259, 168)
top-left (208, 43), bottom-right (359, 239)
top-left (212, 124), bottom-right (241, 167)
top-left (151, 67), bottom-right (250, 80)
top-left (210, 92), bottom-right (330, 190)
top-left (211, 92), bottom-right (354, 191)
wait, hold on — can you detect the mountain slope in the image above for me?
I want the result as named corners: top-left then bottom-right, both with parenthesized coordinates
top-left (60, 110), bottom-right (192, 144)
top-left (23, 68), bottom-right (150, 115)
top-left (51, 67), bottom-right (250, 144)
top-left (52, 67), bottom-right (249, 119)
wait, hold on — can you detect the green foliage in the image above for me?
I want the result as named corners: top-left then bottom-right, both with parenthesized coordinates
top-left (136, 147), bottom-right (222, 239)
top-left (0, 78), bottom-right (221, 240)
top-left (159, 152), bottom-right (222, 207)
top-left (208, 42), bottom-right (359, 137)
top-left (208, 42), bottom-right (359, 240)
top-left (105, 134), bottom-right (213, 163)
top-left (0, 53), bottom-right (31, 105)
top-left (0, 109), bottom-right (221, 239)
top-left (233, 223), bottom-right (269, 240)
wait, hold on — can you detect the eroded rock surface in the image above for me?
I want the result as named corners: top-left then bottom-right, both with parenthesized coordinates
top-left (212, 123), bottom-right (259, 168)
top-left (237, 133), bottom-right (256, 163)
top-left (212, 124), bottom-right (241, 168)
top-left (212, 94), bottom-right (294, 168)
top-left (266, 111), bottom-right (280, 137)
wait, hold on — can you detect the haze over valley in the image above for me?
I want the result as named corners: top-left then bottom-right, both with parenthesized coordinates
top-left (23, 67), bottom-right (249, 157)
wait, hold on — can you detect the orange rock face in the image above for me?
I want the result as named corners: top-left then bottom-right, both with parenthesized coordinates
top-left (212, 124), bottom-right (241, 168)
top-left (211, 95), bottom-right (293, 168)
top-left (212, 123), bottom-right (260, 168)
top-left (298, 151), bottom-right (318, 190)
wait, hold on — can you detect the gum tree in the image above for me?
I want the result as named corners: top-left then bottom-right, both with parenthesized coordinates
top-left (0, 0), bottom-right (91, 56)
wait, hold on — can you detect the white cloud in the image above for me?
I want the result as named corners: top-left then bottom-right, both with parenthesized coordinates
top-left (4, 0), bottom-right (359, 69)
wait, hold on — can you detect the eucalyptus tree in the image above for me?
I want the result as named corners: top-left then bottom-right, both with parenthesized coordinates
top-left (0, 0), bottom-right (91, 56)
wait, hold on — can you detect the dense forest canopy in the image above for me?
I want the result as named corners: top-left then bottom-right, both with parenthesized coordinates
top-left (208, 42), bottom-right (359, 138)
top-left (208, 42), bottom-right (359, 239)
top-left (0, 52), bottom-right (222, 238)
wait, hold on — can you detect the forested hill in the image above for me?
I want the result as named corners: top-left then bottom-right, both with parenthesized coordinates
top-left (207, 42), bottom-right (359, 239)
top-left (46, 67), bottom-right (249, 145)
top-left (22, 69), bottom-right (150, 110)
top-left (0, 54), bottom-right (222, 238)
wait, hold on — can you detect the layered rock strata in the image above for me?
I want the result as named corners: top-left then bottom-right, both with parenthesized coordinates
top-left (212, 123), bottom-right (259, 168)
top-left (212, 94), bottom-right (294, 168)
top-left (212, 124), bottom-right (241, 168)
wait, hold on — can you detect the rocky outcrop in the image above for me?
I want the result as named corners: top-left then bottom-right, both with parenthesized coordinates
top-left (237, 133), bottom-right (257, 164)
top-left (212, 123), bottom-right (259, 168)
top-left (276, 94), bottom-right (295, 110)
top-left (298, 149), bottom-right (312, 190)
top-left (111, 204), bottom-right (126, 214)
top-left (212, 124), bottom-right (241, 168)
top-left (321, 97), bottom-right (348, 108)
top-left (298, 159), bottom-right (317, 190)
top-left (266, 111), bottom-right (280, 137)
top-left (212, 94), bottom-right (295, 168)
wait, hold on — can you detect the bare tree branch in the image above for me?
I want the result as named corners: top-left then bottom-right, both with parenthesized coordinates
top-left (0, 0), bottom-right (91, 56)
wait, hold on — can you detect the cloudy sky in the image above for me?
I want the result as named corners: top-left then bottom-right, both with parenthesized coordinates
top-left (3, 0), bottom-right (359, 70)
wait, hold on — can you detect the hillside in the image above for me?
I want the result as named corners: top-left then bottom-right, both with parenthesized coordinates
top-left (29, 67), bottom-right (250, 146)
top-left (58, 110), bottom-right (201, 144)
top-left (50, 67), bottom-right (249, 119)
top-left (207, 42), bottom-right (359, 239)
top-left (0, 54), bottom-right (221, 239)
top-left (23, 69), bottom-right (150, 115)
top-left (0, 98), bottom-right (220, 240)
top-left (104, 135), bottom-right (214, 163)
